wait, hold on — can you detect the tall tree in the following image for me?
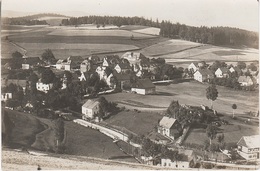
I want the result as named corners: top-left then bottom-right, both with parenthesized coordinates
top-left (206, 124), bottom-right (217, 145)
top-left (232, 104), bottom-right (237, 118)
top-left (206, 84), bottom-right (218, 110)
top-left (41, 49), bottom-right (55, 64)
top-left (10, 51), bottom-right (23, 69)
top-left (41, 68), bottom-right (56, 84)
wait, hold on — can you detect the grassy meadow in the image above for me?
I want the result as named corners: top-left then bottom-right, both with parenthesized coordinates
top-left (103, 81), bottom-right (259, 116)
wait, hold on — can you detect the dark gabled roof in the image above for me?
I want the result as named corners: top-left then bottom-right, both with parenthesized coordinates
top-left (2, 79), bottom-right (28, 87)
top-left (117, 63), bottom-right (131, 70)
top-left (134, 79), bottom-right (155, 89)
top-left (68, 56), bottom-right (84, 62)
top-left (230, 66), bottom-right (242, 73)
top-left (112, 71), bottom-right (130, 81)
top-left (82, 99), bottom-right (100, 109)
top-left (197, 69), bottom-right (214, 76)
top-left (22, 57), bottom-right (42, 65)
top-left (1, 58), bottom-right (12, 65)
top-left (218, 67), bottom-right (230, 74)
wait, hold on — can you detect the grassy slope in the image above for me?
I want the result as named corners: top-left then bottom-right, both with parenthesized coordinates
top-left (104, 111), bottom-right (163, 136)
top-left (2, 109), bottom-right (45, 148)
top-left (2, 109), bottom-right (137, 163)
top-left (63, 121), bottom-right (137, 163)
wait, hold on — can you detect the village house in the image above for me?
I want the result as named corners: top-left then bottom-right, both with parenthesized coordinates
top-left (2, 79), bottom-right (28, 92)
top-left (229, 66), bottom-right (242, 76)
top-left (78, 72), bottom-right (91, 81)
top-left (56, 56), bottom-right (84, 71)
top-left (238, 76), bottom-right (254, 86)
top-left (82, 99), bottom-right (100, 120)
top-left (1, 93), bottom-right (12, 102)
top-left (215, 67), bottom-right (230, 78)
top-left (114, 63), bottom-right (132, 73)
top-left (121, 52), bottom-right (143, 66)
top-left (22, 57), bottom-right (44, 69)
top-left (36, 79), bottom-right (53, 93)
top-left (253, 73), bottom-right (259, 84)
top-left (80, 59), bottom-right (92, 72)
top-left (161, 149), bottom-right (196, 169)
top-left (158, 116), bottom-right (183, 140)
top-left (96, 66), bottom-right (106, 79)
top-left (193, 69), bottom-right (214, 82)
top-left (113, 71), bottom-right (131, 90)
top-left (237, 135), bottom-right (260, 161)
top-left (131, 79), bottom-right (156, 95)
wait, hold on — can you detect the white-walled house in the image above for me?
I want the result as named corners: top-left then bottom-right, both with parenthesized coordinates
top-left (193, 69), bottom-right (214, 82)
top-left (237, 135), bottom-right (260, 160)
top-left (1, 93), bottom-right (12, 102)
top-left (158, 116), bottom-right (183, 140)
top-left (161, 149), bottom-right (196, 169)
top-left (114, 63), bottom-right (132, 73)
top-left (215, 68), bottom-right (230, 78)
top-left (238, 76), bottom-right (254, 86)
top-left (36, 81), bottom-right (53, 93)
top-left (131, 79), bottom-right (155, 95)
top-left (80, 59), bottom-right (92, 72)
top-left (188, 63), bottom-right (198, 72)
top-left (82, 99), bottom-right (100, 119)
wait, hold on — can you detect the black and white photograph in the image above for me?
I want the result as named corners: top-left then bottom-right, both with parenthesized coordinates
top-left (1, 0), bottom-right (259, 170)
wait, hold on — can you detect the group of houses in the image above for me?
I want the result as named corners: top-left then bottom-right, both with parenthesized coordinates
top-left (189, 62), bottom-right (259, 86)
top-left (53, 52), bottom-right (156, 95)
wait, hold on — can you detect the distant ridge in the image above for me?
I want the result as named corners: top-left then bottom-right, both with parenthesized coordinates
top-left (6, 13), bottom-right (71, 20)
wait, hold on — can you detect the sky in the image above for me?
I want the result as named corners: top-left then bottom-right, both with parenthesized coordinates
top-left (1, 0), bottom-right (259, 32)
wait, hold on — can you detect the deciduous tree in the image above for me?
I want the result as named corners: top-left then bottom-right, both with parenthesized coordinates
top-left (206, 84), bottom-right (218, 110)
top-left (232, 104), bottom-right (237, 118)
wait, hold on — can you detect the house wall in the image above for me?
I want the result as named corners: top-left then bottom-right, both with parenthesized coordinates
top-left (131, 88), bottom-right (146, 95)
top-left (64, 64), bottom-right (71, 71)
top-left (80, 64), bottom-right (90, 72)
top-left (56, 64), bottom-right (64, 70)
top-left (1, 93), bottom-right (12, 102)
top-left (194, 72), bottom-right (203, 82)
top-left (82, 105), bottom-right (99, 119)
top-left (161, 158), bottom-right (190, 169)
top-left (188, 63), bottom-right (197, 72)
top-left (237, 145), bottom-right (260, 160)
top-left (22, 64), bottom-right (30, 70)
top-left (145, 88), bottom-right (155, 95)
top-left (36, 83), bottom-right (53, 93)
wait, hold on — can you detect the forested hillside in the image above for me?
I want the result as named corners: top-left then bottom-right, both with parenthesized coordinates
top-left (61, 15), bottom-right (259, 49)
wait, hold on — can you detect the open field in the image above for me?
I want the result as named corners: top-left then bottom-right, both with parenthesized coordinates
top-left (103, 81), bottom-right (259, 116)
top-left (160, 45), bottom-right (259, 64)
top-left (48, 28), bottom-right (156, 38)
top-left (142, 39), bottom-right (202, 57)
top-left (104, 110), bottom-right (163, 136)
top-left (132, 27), bottom-right (160, 35)
top-left (2, 25), bottom-right (168, 59)
top-left (183, 115), bottom-right (259, 146)
top-left (2, 109), bottom-right (136, 163)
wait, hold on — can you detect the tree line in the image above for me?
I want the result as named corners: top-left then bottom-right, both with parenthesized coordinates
top-left (9, 19), bottom-right (48, 25)
top-left (61, 15), bottom-right (258, 48)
